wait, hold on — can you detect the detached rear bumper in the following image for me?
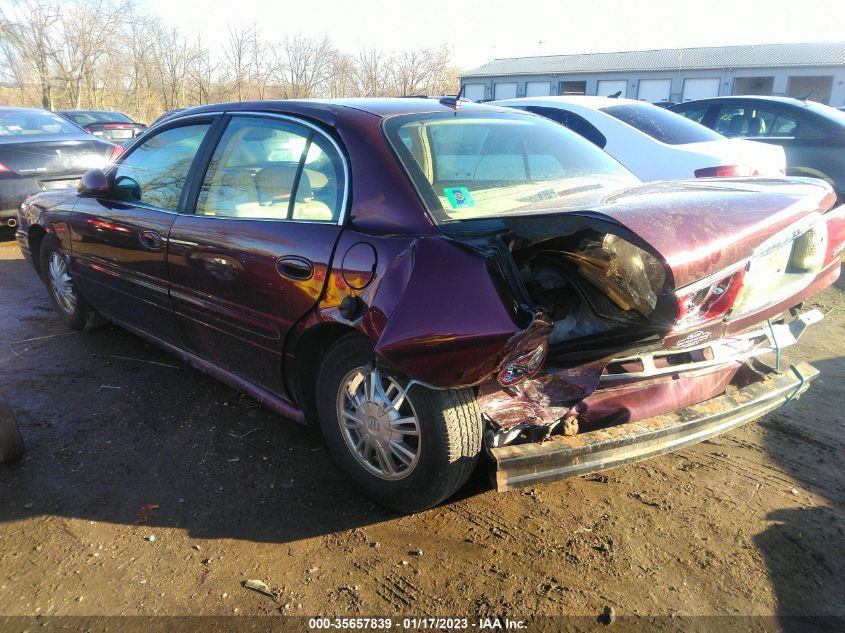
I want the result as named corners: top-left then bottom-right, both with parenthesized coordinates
top-left (490, 361), bottom-right (818, 491)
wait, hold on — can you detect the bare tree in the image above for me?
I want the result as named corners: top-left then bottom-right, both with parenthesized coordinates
top-left (274, 33), bottom-right (335, 98)
top-left (0, 1), bottom-right (461, 119)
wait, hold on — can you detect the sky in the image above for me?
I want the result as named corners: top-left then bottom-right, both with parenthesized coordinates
top-left (145, 0), bottom-right (845, 70)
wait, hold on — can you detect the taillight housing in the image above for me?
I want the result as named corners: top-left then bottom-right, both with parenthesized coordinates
top-left (0, 162), bottom-right (10, 173)
top-left (694, 165), bottom-right (758, 178)
top-left (497, 340), bottom-right (548, 387)
top-left (673, 268), bottom-right (745, 331)
top-left (108, 144), bottom-right (123, 163)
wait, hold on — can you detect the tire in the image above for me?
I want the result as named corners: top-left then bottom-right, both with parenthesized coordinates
top-left (40, 235), bottom-right (104, 331)
top-left (0, 403), bottom-right (24, 464)
top-left (316, 334), bottom-right (482, 513)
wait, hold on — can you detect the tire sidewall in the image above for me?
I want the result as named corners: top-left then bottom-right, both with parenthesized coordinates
top-left (316, 335), bottom-right (475, 511)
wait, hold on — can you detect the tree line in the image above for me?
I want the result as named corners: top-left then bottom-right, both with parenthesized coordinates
top-left (0, 0), bottom-right (461, 124)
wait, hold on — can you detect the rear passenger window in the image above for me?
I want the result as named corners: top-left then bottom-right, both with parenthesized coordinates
top-left (714, 106), bottom-right (798, 138)
top-left (196, 116), bottom-right (344, 222)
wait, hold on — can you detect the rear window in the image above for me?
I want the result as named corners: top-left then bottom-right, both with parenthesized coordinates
top-left (601, 103), bottom-right (723, 145)
top-left (384, 111), bottom-right (637, 224)
top-left (0, 110), bottom-right (81, 137)
top-left (65, 111), bottom-right (134, 125)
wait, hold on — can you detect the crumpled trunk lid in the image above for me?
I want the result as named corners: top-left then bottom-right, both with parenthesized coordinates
top-left (505, 177), bottom-right (836, 288)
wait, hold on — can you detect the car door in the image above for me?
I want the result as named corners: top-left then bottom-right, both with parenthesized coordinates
top-left (167, 113), bottom-right (348, 397)
top-left (69, 118), bottom-right (217, 343)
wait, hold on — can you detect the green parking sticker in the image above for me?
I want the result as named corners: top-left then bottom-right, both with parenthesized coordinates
top-left (444, 186), bottom-right (475, 209)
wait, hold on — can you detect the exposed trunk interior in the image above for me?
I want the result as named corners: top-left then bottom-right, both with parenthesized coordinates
top-left (500, 225), bottom-right (674, 364)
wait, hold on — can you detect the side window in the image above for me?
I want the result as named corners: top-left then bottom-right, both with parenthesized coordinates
top-left (770, 114), bottom-right (798, 137)
top-left (196, 116), bottom-right (344, 222)
top-left (674, 106), bottom-right (708, 123)
top-left (714, 106), bottom-right (797, 138)
top-left (526, 106), bottom-right (607, 148)
top-left (111, 123), bottom-right (210, 210)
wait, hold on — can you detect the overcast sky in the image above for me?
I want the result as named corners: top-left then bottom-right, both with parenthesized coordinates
top-left (146, 0), bottom-right (845, 69)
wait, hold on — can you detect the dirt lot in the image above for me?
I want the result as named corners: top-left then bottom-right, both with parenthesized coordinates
top-left (0, 235), bottom-right (843, 628)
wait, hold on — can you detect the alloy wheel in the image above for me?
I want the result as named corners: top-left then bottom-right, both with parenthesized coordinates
top-left (336, 366), bottom-right (421, 480)
top-left (48, 252), bottom-right (76, 315)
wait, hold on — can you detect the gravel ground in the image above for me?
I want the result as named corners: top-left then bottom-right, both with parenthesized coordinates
top-left (0, 235), bottom-right (843, 629)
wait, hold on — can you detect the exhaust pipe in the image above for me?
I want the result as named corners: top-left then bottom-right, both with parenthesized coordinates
top-left (5, 218), bottom-right (17, 228)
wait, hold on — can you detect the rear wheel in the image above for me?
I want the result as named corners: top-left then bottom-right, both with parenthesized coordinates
top-left (40, 236), bottom-right (104, 331)
top-left (316, 334), bottom-right (482, 513)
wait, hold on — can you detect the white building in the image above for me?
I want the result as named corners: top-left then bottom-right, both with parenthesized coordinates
top-left (460, 42), bottom-right (845, 106)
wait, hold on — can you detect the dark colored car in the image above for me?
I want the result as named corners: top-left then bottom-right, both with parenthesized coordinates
top-left (57, 109), bottom-right (147, 144)
top-left (149, 108), bottom-right (188, 128)
top-left (0, 107), bottom-right (121, 230)
top-left (15, 99), bottom-right (845, 512)
top-left (670, 96), bottom-right (845, 202)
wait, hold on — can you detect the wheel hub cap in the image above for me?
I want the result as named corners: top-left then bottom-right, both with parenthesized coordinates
top-left (48, 252), bottom-right (76, 315)
top-left (337, 366), bottom-right (421, 480)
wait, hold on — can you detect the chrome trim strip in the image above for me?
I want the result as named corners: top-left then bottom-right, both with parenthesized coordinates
top-left (600, 309), bottom-right (823, 382)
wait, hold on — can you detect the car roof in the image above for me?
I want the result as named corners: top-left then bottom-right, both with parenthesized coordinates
top-left (493, 95), bottom-right (644, 110)
top-left (57, 109), bottom-right (126, 115)
top-left (0, 106), bottom-right (53, 114)
top-left (674, 96), bottom-right (821, 107)
top-left (175, 98), bottom-right (513, 120)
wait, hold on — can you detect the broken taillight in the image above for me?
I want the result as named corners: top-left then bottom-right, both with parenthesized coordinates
top-left (674, 268), bottom-right (745, 330)
top-left (497, 340), bottom-right (548, 387)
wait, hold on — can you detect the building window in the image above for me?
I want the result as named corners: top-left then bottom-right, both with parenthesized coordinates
top-left (787, 76), bottom-right (834, 104)
top-left (732, 76), bottom-right (774, 96)
top-left (559, 81), bottom-right (586, 95)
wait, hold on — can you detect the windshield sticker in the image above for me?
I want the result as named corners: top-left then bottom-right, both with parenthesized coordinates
top-left (444, 187), bottom-right (475, 209)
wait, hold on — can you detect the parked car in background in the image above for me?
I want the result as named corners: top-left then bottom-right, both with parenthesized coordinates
top-left (15, 99), bottom-right (845, 512)
top-left (57, 109), bottom-right (147, 144)
top-left (670, 97), bottom-right (845, 203)
top-left (494, 96), bottom-right (786, 181)
top-left (0, 107), bottom-right (120, 230)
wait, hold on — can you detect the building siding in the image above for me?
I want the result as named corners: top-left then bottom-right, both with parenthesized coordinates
top-left (461, 43), bottom-right (845, 106)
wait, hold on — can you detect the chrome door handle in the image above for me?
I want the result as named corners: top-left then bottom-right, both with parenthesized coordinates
top-left (276, 256), bottom-right (313, 280)
top-left (139, 230), bottom-right (163, 250)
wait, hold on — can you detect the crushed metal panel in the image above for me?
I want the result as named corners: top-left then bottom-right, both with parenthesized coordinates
top-left (491, 362), bottom-right (819, 491)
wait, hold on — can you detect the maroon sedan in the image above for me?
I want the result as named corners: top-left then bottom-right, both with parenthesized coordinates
top-left (15, 99), bottom-right (845, 512)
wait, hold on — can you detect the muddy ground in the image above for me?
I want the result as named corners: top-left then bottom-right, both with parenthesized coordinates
top-left (0, 235), bottom-right (843, 629)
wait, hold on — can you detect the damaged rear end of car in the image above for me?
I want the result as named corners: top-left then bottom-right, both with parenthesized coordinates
top-left (376, 106), bottom-right (845, 492)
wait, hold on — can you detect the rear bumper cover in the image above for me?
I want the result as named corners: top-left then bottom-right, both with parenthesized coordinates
top-left (490, 361), bottom-right (819, 491)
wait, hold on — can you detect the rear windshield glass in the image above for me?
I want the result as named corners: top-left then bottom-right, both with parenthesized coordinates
top-left (601, 103), bottom-right (723, 145)
top-left (65, 111), bottom-right (134, 125)
top-left (0, 110), bottom-right (82, 137)
top-left (802, 101), bottom-right (845, 127)
top-left (384, 111), bottom-right (637, 224)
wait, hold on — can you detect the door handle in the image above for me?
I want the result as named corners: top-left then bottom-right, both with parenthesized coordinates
top-left (276, 256), bottom-right (314, 280)
top-left (139, 230), bottom-right (163, 250)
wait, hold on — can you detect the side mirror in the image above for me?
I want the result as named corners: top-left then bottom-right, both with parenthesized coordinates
top-left (78, 168), bottom-right (109, 197)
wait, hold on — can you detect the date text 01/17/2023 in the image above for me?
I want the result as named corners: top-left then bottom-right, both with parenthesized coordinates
top-left (307, 617), bottom-right (528, 630)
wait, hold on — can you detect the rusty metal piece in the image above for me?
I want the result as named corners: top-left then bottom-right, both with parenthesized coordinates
top-left (490, 362), bottom-right (819, 491)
